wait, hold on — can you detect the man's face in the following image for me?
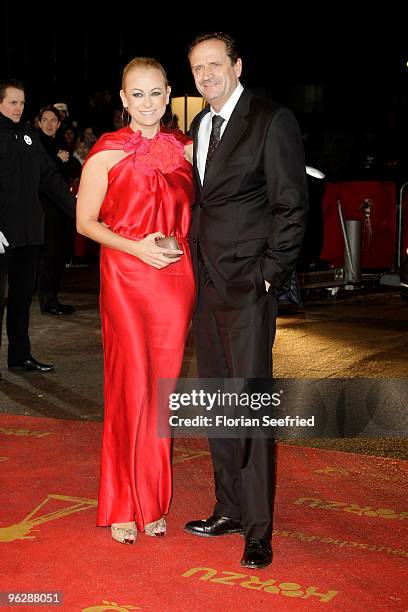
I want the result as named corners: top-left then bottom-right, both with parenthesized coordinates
top-left (38, 111), bottom-right (60, 137)
top-left (0, 87), bottom-right (25, 122)
top-left (189, 39), bottom-right (242, 112)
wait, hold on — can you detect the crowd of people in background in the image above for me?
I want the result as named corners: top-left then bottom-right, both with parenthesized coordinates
top-left (3, 83), bottom-right (405, 315)
top-left (29, 98), bottom-right (183, 313)
top-left (29, 90), bottom-right (408, 192)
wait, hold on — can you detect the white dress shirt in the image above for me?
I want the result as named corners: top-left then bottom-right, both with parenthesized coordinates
top-left (196, 82), bottom-right (244, 184)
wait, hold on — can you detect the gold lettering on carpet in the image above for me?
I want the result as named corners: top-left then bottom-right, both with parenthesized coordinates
top-left (294, 496), bottom-right (407, 519)
top-left (173, 447), bottom-right (210, 464)
top-left (272, 528), bottom-right (408, 558)
top-left (315, 466), bottom-right (404, 483)
top-left (81, 602), bottom-right (140, 611)
top-left (182, 568), bottom-right (338, 602)
top-left (0, 427), bottom-right (52, 438)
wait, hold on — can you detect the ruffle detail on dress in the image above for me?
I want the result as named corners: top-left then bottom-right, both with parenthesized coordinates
top-left (123, 130), bottom-right (185, 176)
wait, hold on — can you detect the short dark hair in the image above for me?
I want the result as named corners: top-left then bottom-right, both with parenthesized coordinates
top-left (38, 105), bottom-right (61, 122)
top-left (188, 32), bottom-right (240, 65)
top-left (0, 78), bottom-right (25, 102)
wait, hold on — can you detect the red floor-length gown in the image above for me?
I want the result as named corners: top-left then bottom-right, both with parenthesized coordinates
top-left (87, 127), bottom-right (195, 530)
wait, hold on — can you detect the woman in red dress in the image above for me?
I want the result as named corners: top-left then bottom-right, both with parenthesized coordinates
top-left (76, 57), bottom-right (195, 544)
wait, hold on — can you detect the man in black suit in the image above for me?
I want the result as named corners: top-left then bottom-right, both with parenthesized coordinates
top-left (184, 33), bottom-right (308, 568)
top-left (0, 80), bottom-right (76, 373)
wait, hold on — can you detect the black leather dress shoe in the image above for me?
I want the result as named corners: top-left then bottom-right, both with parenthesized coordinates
top-left (9, 354), bottom-right (55, 373)
top-left (184, 515), bottom-right (243, 537)
top-left (44, 301), bottom-right (75, 316)
top-left (44, 304), bottom-right (65, 315)
top-left (57, 302), bottom-right (75, 314)
top-left (241, 538), bottom-right (272, 569)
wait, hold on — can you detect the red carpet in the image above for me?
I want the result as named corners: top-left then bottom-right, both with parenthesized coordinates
top-left (1, 413), bottom-right (407, 611)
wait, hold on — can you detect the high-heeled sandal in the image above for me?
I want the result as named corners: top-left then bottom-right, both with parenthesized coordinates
top-left (111, 521), bottom-right (137, 544)
top-left (145, 517), bottom-right (166, 537)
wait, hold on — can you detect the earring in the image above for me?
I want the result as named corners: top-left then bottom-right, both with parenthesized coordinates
top-left (122, 107), bottom-right (129, 126)
top-left (160, 108), bottom-right (176, 129)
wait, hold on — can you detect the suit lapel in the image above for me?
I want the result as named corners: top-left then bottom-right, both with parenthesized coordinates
top-left (192, 106), bottom-right (210, 194)
top-left (203, 89), bottom-right (252, 189)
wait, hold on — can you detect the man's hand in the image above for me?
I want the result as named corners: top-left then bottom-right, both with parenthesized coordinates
top-left (0, 231), bottom-right (9, 255)
top-left (57, 150), bottom-right (69, 163)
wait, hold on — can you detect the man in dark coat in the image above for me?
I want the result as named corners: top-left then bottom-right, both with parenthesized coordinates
top-left (184, 33), bottom-right (308, 569)
top-left (0, 80), bottom-right (76, 372)
top-left (37, 105), bottom-right (81, 315)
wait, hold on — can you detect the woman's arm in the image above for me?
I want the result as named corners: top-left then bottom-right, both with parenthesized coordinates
top-left (184, 143), bottom-right (193, 164)
top-left (76, 153), bottom-right (183, 269)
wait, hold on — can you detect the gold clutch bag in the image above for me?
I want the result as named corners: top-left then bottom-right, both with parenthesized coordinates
top-left (156, 235), bottom-right (180, 258)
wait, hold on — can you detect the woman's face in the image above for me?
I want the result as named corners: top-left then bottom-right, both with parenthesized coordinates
top-left (120, 66), bottom-right (170, 136)
top-left (84, 127), bottom-right (96, 143)
top-left (76, 141), bottom-right (89, 159)
top-left (64, 128), bottom-right (76, 144)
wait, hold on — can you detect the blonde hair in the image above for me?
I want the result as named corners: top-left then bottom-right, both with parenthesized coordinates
top-left (122, 57), bottom-right (168, 89)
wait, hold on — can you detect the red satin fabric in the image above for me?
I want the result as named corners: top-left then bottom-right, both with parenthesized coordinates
top-left (88, 127), bottom-right (195, 529)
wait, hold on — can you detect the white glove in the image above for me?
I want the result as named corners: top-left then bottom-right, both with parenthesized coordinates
top-left (0, 231), bottom-right (9, 254)
top-left (306, 165), bottom-right (325, 179)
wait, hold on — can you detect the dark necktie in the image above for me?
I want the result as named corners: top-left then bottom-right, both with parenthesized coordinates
top-left (205, 114), bottom-right (225, 172)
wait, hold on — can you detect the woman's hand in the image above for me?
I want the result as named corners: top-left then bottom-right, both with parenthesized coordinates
top-left (128, 232), bottom-right (183, 269)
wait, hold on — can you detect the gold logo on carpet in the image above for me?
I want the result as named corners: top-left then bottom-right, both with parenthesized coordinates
top-left (173, 446), bottom-right (210, 464)
top-left (294, 496), bottom-right (408, 520)
top-left (0, 426), bottom-right (51, 438)
top-left (315, 466), bottom-right (402, 483)
top-left (82, 602), bottom-right (140, 611)
top-left (315, 466), bottom-right (350, 476)
top-left (0, 494), bottom-right (97, 542)
top-left (182, 568), bottom-right (338, 602)
top-left (0, 457), bottom-right (8, 462)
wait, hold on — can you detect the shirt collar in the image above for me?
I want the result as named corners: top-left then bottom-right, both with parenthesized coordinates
top-left (209, 82), bottom-right (244, 123)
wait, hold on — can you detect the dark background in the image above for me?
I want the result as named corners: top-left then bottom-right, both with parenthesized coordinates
top-left (1, 10), bottom-right (406, 116)
top-left (2, 7), bottom-right (408, 178)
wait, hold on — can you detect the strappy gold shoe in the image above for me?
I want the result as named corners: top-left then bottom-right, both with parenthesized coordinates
top-left (111, 521), bottom-right (137, 544)
top-left (145, 517), bottom-right (166, 537)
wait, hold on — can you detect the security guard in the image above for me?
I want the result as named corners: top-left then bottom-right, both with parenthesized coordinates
top-left (0, 79), bottom-right (76, 372)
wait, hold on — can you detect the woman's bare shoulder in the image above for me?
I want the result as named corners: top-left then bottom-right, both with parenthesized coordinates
top-left (85, 149), bottom-right (130, 174)
top-left (184, 142), bottom-right (193, 165)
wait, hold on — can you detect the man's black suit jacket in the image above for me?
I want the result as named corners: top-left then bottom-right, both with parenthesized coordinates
top-left (189, 89), bottom-right (308, 308)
